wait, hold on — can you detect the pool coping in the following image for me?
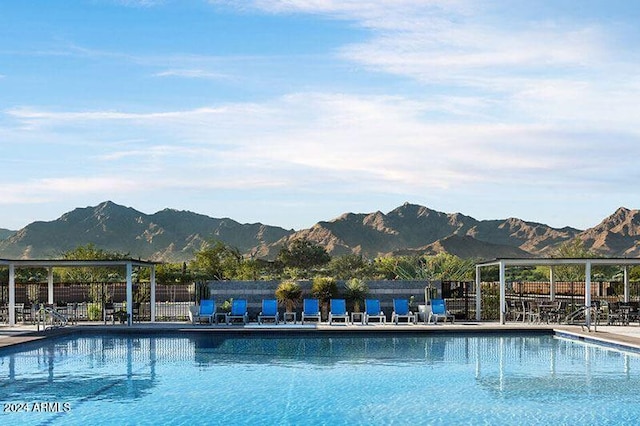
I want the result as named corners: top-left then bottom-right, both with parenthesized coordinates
top-left (553, 327), bottom-right (640, 353)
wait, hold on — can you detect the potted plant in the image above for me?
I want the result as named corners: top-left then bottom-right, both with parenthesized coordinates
top-left (275, 280), bottom-right (302, 313)
top-left (344, 278), bottom-right (369, 312)
top-left (220, 298), bottom-right (233, 313)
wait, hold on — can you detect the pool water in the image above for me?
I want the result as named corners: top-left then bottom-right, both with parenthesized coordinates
top-left (1, 333), bottom-right (639, 425)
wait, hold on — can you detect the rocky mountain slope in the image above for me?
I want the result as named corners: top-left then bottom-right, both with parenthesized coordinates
top-left (0, 201), bottom-right (292, 262)
top-left (577, 207), bottom-right (640, 257)
top-left (392, 235), bottom-right (531, 259)
top-left (0, 201), bottom-right (638, 262)
top-left (263, 203), bottom-right (581, 259)
top-left (0, 228), bottom-right (15, 240)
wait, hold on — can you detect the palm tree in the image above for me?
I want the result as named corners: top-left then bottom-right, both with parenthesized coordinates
top-left (311, 276), bottom-right (337, 320)
top-left (344, 278), bottom-right (369, 312)
top-left (275, 280), bottom-right (302, 313)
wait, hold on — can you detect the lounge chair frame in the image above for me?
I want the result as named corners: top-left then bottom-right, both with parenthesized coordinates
top-left (391, 299), bottom-right (416, 325)
top-left (258, 299), bottom-right (279, 325)
top-left (301, 299), bottom-right (321, 324)
top-left (189, 299), bottom-right (215, 325)
top-left (226, 299), bottom-right (249, 325)
top-left (428, 298), bottom-right (455, 324)
top-left (364, 299), bottom-right (386, 324)
top-left (328, 299), bottom-right (349, 325)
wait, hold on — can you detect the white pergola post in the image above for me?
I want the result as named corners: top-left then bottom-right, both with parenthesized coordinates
top-left (47, 267), bottom-right (54, 305)
top-left (150, 265), bottom-right (156, 322)
top-left (475, 265), bottom-right (482, 321)
top-left (623, 266), bottom-right (629, 303)
top-left (499, 261), bottom-right (506, 325)
top-left (126, 262), bottom-right (133, 326)
top-left (549, 266), bottom-right (556, 301)
top-left (8, 263), bottom-right (15, 326)
top-left (585, 261), bottom-right (592, 327)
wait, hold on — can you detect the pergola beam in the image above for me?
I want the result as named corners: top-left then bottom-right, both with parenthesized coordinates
top-left (477, 257), bottom-right (640, 267)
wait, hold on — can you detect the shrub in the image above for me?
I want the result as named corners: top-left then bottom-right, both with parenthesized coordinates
top-left (88, 303), bottom-right (102, 321)
top-left (220, 298), bottom-right (233, 313)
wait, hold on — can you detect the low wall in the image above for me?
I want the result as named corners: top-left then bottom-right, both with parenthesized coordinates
top-left (205, 280), bottom-right (440, 317)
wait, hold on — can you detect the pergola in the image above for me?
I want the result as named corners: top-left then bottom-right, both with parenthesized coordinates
top-left (0, 258), bottom-right (158, 326)
top-left (475, 257), bottom-right (640, 326)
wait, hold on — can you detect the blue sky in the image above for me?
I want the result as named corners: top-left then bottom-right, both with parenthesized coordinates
top-left (1, 0), bottom-right (640, 232)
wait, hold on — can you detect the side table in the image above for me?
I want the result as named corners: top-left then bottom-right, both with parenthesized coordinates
top-left (283, 312), bottom-right (296, 324)
top-left (214, 313), bottom-right (227, 325)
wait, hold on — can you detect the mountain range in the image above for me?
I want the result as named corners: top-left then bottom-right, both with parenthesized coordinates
top-left (0, 201), bottom-right (639, 262)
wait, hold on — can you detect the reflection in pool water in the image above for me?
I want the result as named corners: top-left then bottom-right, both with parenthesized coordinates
top-left (0, 333), bottom-right (639, 425)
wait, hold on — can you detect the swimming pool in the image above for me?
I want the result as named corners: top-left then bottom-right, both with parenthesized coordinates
top-left (1, 332), bottom-right (639, 425)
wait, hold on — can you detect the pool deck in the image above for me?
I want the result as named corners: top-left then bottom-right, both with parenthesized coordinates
top-left (3, 321), bottom-right (640, 351)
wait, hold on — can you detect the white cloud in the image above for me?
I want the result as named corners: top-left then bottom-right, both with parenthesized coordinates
top-left (0, 177), bottom-right (135, 205)
top-left (212, 0), bottom-right (638, 131)
top-left (9, 92), bottom-right (636, 197)
top-left (341, 25), bottom-right (603, 82)
top-left (153, 69), bottom-right (231, 80)
top-left (3, 90), bottom-right (639, 231)
top-left (3, 0), bottom-right (640, 229)
top-left (215, 1), bottom-right (605, 72)
top-left (4, 104), bottom-right (273, 133)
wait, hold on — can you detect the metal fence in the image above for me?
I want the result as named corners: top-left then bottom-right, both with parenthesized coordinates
top-left (441, 281), bottom-right (476, 320)
top-left (0, 282), bottom-right (196, 323)
top-left (3, 279), bottom-right (634, 324)
top-left (431, 281), bottom-right (639, 322)
top-left (476, 281), bottom-right (640, 322)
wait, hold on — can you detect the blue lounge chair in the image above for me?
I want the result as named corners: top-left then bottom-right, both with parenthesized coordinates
top-left (225, 299), bottom-right (249, 325)
top-left (189, 299), bottom-right (215, 324)
top-left (428, 298), bottom-right (455, 324)
top-left (258, 299), bottom-right (279, 325)
top-left (328, 299), bottom-right (349, 325)
top-left (364, 299), bottom-right (386, 324)
top-left (391, 299), bottom-right (416, 325)
top-left (301, 298), bottom-right (321, 324)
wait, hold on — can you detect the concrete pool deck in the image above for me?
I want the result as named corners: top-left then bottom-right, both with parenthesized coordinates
top-left (3, 321), bottom-right (640, 351)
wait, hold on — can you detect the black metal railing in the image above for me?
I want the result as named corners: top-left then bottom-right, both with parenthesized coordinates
top-left (0, 282), bottom-right (196, 323)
